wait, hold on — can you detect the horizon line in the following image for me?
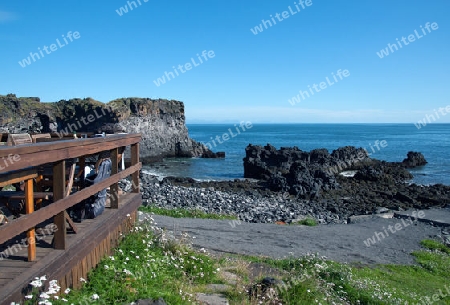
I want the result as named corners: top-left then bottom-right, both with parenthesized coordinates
top-left (185, 122), bottom-right (450, 125)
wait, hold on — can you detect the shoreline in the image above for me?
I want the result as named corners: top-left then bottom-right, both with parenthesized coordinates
top-left (142, 166), bottom-right (449, 188)
top-left (129, 171), bottom-right (450, 226)
top-left (135, 144), bottom-right (450, 226)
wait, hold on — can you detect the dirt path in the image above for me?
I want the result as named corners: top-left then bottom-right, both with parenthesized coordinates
top-left (144, 208), bottom-right (450, 265)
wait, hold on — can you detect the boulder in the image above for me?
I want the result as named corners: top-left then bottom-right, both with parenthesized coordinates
top-left (402, 151), bottom-right (427, 168)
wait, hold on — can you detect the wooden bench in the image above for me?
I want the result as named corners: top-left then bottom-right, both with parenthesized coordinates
top-left (6, 134), bottom-right (32, 146)
top-left (0, 191), bottom-right (52, 200)
top-left (31, 133), bottom-right (51, 143)
top-left (0, 191), bottom-right (53, 217)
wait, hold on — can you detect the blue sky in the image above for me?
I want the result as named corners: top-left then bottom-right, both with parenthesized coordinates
top-left (1, 0), bottom-right (449, 123)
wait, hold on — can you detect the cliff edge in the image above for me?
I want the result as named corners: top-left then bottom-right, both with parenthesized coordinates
top-left (0, 94), bottom-right (214, 162)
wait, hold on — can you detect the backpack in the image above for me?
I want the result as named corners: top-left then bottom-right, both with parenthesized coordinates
top-left (70, 158), bottom-right (112, 222)
top-left (84, 158), bottom-right (112, 219)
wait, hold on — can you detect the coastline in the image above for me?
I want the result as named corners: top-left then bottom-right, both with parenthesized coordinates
top-left (136, 144), bottom-right (450, 226)
top-left (131, 172), bottom-right (449, 226)
top-left (186, 123), bottom-right (450, 186)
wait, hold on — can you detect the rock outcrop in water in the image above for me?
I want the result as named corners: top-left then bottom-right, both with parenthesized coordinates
top-left (402, 151), bottom-right (428, 168)
top-left (242, 144), bottom-right (435, 200)
top-left (243, 144), bottom-right (405, 198)
top-left (0, 94), bottom-right (221, 162)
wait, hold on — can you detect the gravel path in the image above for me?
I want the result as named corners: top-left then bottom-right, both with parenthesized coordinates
top-left (144, 209), bottom-right (450, 265)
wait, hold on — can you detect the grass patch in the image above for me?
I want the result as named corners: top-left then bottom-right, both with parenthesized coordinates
top-left (420, 239), bottom-right (450, 255)
top-left (290, 217), bottom-right (318, 226)
top-left (237, 239), bottom-right (450, 304)
top-left (139, 205), bottom-right (238, 220)
top-left (25, 214), bottom-right (222, 304)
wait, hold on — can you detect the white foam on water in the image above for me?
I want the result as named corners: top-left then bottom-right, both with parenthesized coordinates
top-left (339, 170), bottom-right (357, 177)
top-left (141, 169), bottom-right (166, 181)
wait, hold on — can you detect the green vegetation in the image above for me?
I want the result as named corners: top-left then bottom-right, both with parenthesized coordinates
top-left (290, 217), bottom-right (318, 226)
top-left (139, 205), bottom-right (238, 220)
top-left (23, 215), bottom-right (450, 304)
top-left (0, 94), bottom-right (50, 122)
top-left (25, 215), bottom-right (222, 304)
top-left (420, 239), bottom-right (450, 255)
top-left (244, 238), bottom-right (450, 304)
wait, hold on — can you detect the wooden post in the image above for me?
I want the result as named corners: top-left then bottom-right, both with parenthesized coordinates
top-left (78, 156), bottom-right (85, 190)
top-left (131, 143), bottom-right (139, 193)
top-left (34, 173), bottom-right (44, 210)
top-left (110, 148), bottom-right (119, 209)
top-left (25, 178), bottom-right (36, 261)
top-left (53, 160), bottom-right (66, 249)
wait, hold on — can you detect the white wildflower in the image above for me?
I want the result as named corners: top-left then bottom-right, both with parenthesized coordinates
top-left (40, 292), bottom-right (50, 299)
top-left (30, 280), bottom-right (43, 288)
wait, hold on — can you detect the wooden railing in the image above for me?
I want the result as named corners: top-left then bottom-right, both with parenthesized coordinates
top-left (0, 134), bottom-right (142, 261)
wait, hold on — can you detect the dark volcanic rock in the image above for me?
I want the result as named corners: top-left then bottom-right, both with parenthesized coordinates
top-left (240, 143), bottom-right (449, 216)
top-left (243, 144), bottom-right (371, 198)
top-left (201, 150), bottom-right (226, 158)
top-left (354, 166), bottom-right (387, 182)
top-left (402, 151), bottom-right (428, 168)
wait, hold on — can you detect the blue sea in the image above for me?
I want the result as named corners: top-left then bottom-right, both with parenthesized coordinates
top-left (143, 124), bottom-right (450, 186)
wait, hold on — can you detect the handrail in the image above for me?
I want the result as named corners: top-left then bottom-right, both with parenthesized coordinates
top-left (0, 134), bottom-right (141, 173)
top-left (0, 134), bottom-right (141, 254)
top-left (0, 162), bottom-right (141, 245)
top-left (0, 168), bottom-right (37, 187)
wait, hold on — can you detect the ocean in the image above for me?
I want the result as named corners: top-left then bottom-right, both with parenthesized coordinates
top-left (143, 124), bottom-right (450, 186)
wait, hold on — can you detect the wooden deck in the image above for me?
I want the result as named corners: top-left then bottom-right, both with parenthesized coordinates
top-left (0, 193), bottom-right (141, 304)
top-left (0, 134), bottom-right (142, 305)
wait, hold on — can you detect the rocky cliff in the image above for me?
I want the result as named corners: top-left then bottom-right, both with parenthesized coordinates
top-left (0, 94), bottom-right (215, 162)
